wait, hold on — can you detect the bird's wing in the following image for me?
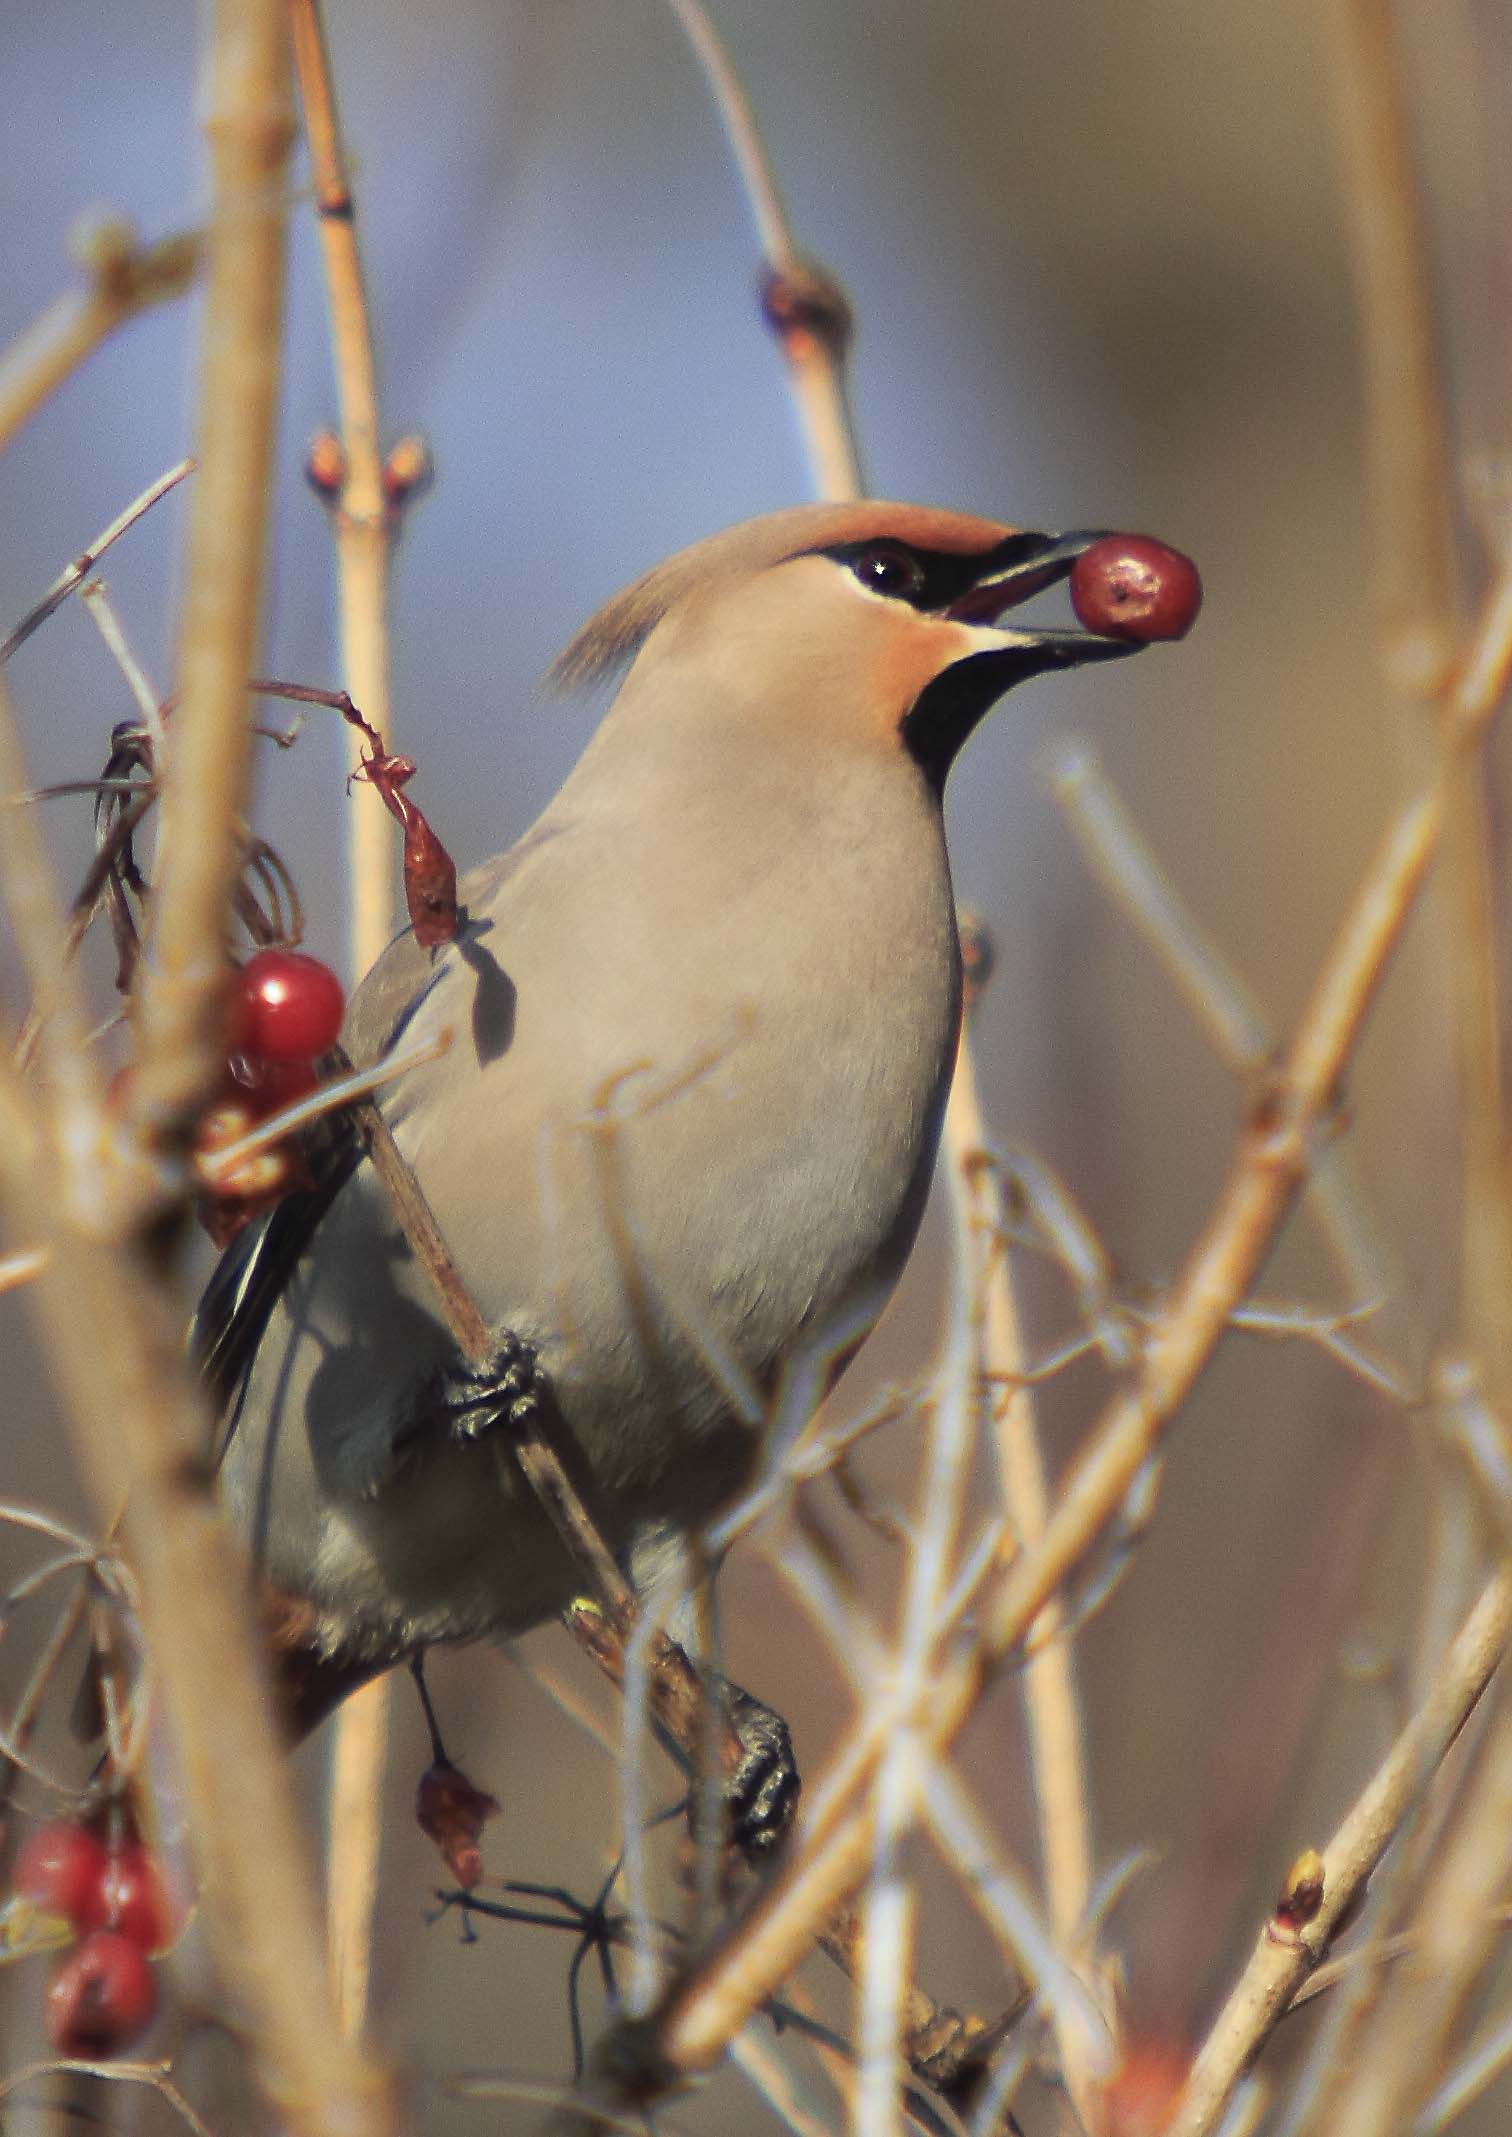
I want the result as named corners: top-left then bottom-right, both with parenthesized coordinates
top-left (191, 844), bottom-right (534, 1421)
top-left (190, 1141), bottom-right (360, 1413)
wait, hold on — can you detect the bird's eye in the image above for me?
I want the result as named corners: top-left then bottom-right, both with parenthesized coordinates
top-left (850, 544), bottom-right (926, 601)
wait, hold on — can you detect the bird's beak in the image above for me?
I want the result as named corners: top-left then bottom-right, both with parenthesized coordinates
top-left (945, 529), bottom-right (1140, 668)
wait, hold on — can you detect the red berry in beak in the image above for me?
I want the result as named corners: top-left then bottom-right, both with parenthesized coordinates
top-left (1069, 535), bottom-right (1202, 642)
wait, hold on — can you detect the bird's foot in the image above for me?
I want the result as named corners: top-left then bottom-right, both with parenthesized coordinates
top-left (434, 1334), bottom-right (547, 1443)
top-left (715, 1676), bottom-right (800, 1859)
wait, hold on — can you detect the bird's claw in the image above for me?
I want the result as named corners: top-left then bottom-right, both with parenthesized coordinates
top-left (436, 1334), bottom-right (547, 1443)
top-left (718, 1679), bottom-right (800, 1859)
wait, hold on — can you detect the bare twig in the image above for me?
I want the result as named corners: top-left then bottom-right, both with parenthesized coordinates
top-left (80, 581), bottom-right (169, 759)
top-left (1332, 0), bottom-right (1512, 1458)
top-left (0, 2057), bottom-right (215, 2137)
top-left (1327, 0), bottom-right (1458, 697)
top-left (662, 0), bottom-right (860, 499)
top-left (1049, 742), bottom-right (1408, 1333)
top-left (1166, 1566), bottom-right (1512, 2137)
top-left (0, 1245), bottom-right (47, 1295)
top-left (129, 1), bottom-right (297, 1148)
top-left (657, 733), bottom-right (1446, 2074)
top-left (0, 663), bottom-right (394, 2131)
top-left (1328, 1686), bottom-right (1512, 2137)
top-left (288, 0), bottom-right (406, 975)
top-left (0, 460), bottom-right (195, 665)
top-left (287, 0), bottom-right (417, 2019)
top-left (944, 1029), bottom-right (1104, 2120)
top-left (0, 220), bottom-right (199, 454)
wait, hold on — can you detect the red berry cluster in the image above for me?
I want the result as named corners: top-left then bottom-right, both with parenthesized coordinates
top-left (197, 948), bottom-right (346, 1243)
top-left (16, 1816), bottom-right (171, 2059)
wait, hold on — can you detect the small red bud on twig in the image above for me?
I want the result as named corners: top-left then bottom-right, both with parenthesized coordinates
top-left (382, 435), bottom-right (432, 516)
top-left (304, 431), bottom-right (346, 504)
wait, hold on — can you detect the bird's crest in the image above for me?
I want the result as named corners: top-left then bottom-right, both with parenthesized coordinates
top-left (549, 501), bottom-right (1012, 690)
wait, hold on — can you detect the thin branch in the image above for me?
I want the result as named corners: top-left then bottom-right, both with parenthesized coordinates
top-left (1166, 1566), bottom-right (1512, 2137)
top-left (662, 0), bottom-right (861, 498)
top-left (0, 667), bottom-right (394, 2131)
top-left (0, 1245), bottom-right (47, 1295)
top-left (127, 1), bottom-right (295, 1150)
top-left (1332, 0), bottom-right (1512, 1452)
top-left (287, 0), bottom-right (409, 2023)
top-left (0, 459), bottom-right (195, 665)
top-left (0, 221), bottom-right (199, 454)
top-left (0, 2057), bottom-right (215, 2137)
top-left (80, 581), bottom-right (169, 759)
top-left (944, 1029), bottom-right (1104, 2121)
top-left (1327, 0), bottom-right (1459, 696)
top-left (1049, 742), bottom-right (1407, 1328)
top-left (662, 0), bottom-right (796, 267)
top-left (194, 1025), bottom-right (453, 1184)
top-left (288, 0), bottom-right (404, 977)
top-left (656, 732), bottom-right (1446, 2075)
top-left (1325, 1690), bottom-right (1512, 2137)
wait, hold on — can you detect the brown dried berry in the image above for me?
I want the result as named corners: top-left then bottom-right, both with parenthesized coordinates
top-left (416, 1760), bottom-right (499, 1890)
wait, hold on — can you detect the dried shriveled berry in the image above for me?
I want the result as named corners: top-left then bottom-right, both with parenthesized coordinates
top-left (416, 1760), bottom-right (499, 1890)
top-left (1070, 535), bottom-right (1202, 642)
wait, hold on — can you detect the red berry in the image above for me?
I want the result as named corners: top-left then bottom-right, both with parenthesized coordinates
top-left (93, 1844), bottom-right (169, 1954)
top-left (226, 1052), bottom-right (321, 1119)
top-left (15, 1822), bottom-right (109, 1931)
top-left (45, 1931), bottom-right (157, 2059)
top-left (1069, 535), bottom-right (1202, 642)
top-left (233, 950), bottom-right (345, 1062)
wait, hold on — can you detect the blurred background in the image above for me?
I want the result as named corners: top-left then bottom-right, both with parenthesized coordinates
top-left (0, 0), bottom-right (1504, 2128)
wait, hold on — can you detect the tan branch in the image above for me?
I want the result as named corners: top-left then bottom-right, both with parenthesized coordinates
top-left (1329, 1684), bottom-right (1512, 2137)
top-left (130, 0), bottom-right (297, 1146)
top-left (1328, 0), bottom-right (1459, 697)
top-left (0, 221), bottom-right (198, 455)
top-left (288, 0), bottom-right (402, 975)
top-left (1, 459), bottom-right (195, 665)
top-left (286, 0), bottom-right (405, 2033)
top-left (1167, 1565), bottom-right (1512, 2137)
top-left (1331, 0), bottom-right (1512, 1441)
top-left (944, 1026), bottom-right (1102, 2121)
top-left (657, 757), bottom-right (1441, 2075)
top-left (664, 0), bottom-right (861, 499)
top-left (0, 660), bottom-right (395, 2131)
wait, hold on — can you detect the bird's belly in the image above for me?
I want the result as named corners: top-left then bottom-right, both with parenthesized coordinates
top-left (223, 872), bottom-right (958, 1658)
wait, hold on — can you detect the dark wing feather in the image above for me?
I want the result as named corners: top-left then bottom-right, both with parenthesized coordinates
top-left (191, 912), bottom-right (438, 1421)
top-left (190, 1131), bottom-right (361, 1416)
top-left (193, 846), bottom-right (536, 1431)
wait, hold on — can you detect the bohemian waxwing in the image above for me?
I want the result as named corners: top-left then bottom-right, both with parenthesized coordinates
top-left (198, 501), bottom-right (1162, 1732)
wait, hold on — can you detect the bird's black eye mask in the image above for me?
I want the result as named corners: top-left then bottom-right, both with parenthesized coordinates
top-left (807, 529), bottom-right (1142, 791)
top-left (814, 531), bottom-right (1080, 615)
